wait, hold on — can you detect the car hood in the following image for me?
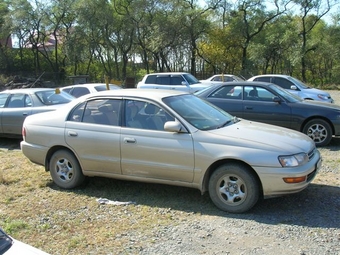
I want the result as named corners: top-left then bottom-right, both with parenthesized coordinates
top-left (206, 119), bottom-right (314, 153)
top-left (302, 87), bottom-right (331, 97)
top-left (300, 99), bottom-right (340, 109)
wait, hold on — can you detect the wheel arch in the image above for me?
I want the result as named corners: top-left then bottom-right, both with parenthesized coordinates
top-left (300, 116), bottom-right (334, 135)
top-left (201, 159), bottom-right (263, 197)
top-left (44, 146), bottom-right (79, 172)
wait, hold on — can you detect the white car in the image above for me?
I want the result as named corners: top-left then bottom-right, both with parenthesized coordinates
top-left (0, 228), bottom-right (50, 255)
top-left (248, 74), bottom-right (334, 103)
top-left (200, 74), bottom-right (245, 82)
top-left (60, 83), bottom-right (121, 98)
top-left (21, 89), bottom-right (321, 213)
top-left (137, 72), bottom-right (213, 93)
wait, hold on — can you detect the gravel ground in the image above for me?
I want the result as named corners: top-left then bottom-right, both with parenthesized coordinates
top-left (138, 91), bottom-right (340, 255)
top-left (1, 91), bottom-right (339, 255)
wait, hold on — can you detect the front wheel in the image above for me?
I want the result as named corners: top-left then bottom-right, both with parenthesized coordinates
top-left (208, 163), bottom-right (260, 213)
top-left (49, 149), bottom-right (85, 189)
top-left (302, 118), bottom-right (332, 147)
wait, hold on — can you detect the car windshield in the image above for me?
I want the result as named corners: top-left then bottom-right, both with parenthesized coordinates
top-left (288, 76), bottom-right (310, 89)
top-left (269, 84), bottom-right (302, 103)
top-left (35, 90), bottom-right (75, 105)
top-left (183, 73), bottom-right (201, 85)
top-left (163, 94), bottom-right (235, 130)
top-left (0, 228), bottom-right (12, 253)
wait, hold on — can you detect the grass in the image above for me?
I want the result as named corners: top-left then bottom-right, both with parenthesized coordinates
top-left (0, 143), bottom-right (213, 255)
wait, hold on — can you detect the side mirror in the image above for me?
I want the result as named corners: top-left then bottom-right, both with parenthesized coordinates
top-left (290, 85), bottom-right (297, 90)
top-left (164, 121), bottom-right (186, 133)
top-left (272, 96), bottom-right (281, 103)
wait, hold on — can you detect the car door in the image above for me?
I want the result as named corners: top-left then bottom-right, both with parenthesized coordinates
top-left (204, 85), bottom-right (244, 118)
top-left (1, 93), bottom-right (33, 135)
top-left (65, 99), bottom-right (122, 174)
top-left (242, 86), bottom-right (292, 128)
top-left (272, 77), bottom-right (301, 97)
top-left (0, 93), bottom-right (10, 134)
top-left (170, 75), bottom-right (190, 92)
top-left (121, 99), bottom-right (195, 182)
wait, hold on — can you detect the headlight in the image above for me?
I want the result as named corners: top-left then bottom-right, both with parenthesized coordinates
top-left (278, 153), bottom-right (308, 167)
top-left (317, 94), bottom-right (329, 100)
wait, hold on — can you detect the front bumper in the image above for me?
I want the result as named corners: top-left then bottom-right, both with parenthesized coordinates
top-left (254, 151), bottom-right (321, 198)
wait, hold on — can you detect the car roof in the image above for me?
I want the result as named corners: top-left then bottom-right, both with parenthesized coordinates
top-left (82, 88), bottom-right (188, 101)
top-left (145, 72), bottom-right (190, 75)
top-left (0, 88), bottom-right (59, 93)
top-left (61, 83), bottom-right (119, 89)
top-left (251, 74), bottom-right (291, 78)
top-left (213, 81), bottom-right (273, 86)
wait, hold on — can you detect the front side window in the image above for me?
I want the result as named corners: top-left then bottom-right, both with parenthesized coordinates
top-left (274, 77), bottom-right (295, 90)
top-left (125, 100), bottom-right (174, 130)
top-left (171, 76), bottom-right (185, 85)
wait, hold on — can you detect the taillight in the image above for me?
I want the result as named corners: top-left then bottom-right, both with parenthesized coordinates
top-left (22, 127), bottom-right (26, 139)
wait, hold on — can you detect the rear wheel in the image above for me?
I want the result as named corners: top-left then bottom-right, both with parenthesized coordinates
top-left (208, 163), bottom-right (260, 213)
top-left (302, 118), bottom-right (332, 146)
top-left (49, 150), bottom-right (85, 189)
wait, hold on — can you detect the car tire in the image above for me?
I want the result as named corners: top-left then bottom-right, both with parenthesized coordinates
top-left (208, 163), bottom-right (260, 213)
top-left (302, 118), bottom-right (332, 147)
top-left (49, 149), bottom-right (85, 189)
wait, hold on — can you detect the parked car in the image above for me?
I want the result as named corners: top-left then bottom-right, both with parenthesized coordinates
top-left (195, 81), bottom-right (340, 146)
top-left (60, 83), bottom-right (122, 98)
top-left (137, 72), bottom-right (213, 93)
top-left (0, 88), bottom-right (74, 138)
top-left (21, 89), bottom-right (321, 213)
top-left (0, 228), bottom-right (50, 255)
top-left (248, 74), bottom-right (334, 103)
top-left (200, 74), bottom-right (245, 82)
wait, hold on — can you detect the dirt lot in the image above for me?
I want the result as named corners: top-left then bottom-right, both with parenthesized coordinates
top-left (0, 91), bottom-right (339, 255)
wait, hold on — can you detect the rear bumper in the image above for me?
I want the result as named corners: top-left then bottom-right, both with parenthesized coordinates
top-left (20, 141), bottom-right (48, 167)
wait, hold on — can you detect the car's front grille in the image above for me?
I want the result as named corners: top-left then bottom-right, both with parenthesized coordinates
top-left (308, 147), bottom-right (316, 161)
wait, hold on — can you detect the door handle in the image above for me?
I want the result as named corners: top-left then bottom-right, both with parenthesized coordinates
top-left (245, 106), bottom-right (253, 110)
top-left (68, 131), bottom-right (78, 137)
top-left (124, 137), bottom-right (136, 143)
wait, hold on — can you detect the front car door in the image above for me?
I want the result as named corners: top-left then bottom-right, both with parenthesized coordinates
top-left (1, 93), bottom-right (33, 135)
top-left (242, 85), bottom-right (292, 128)
top-left (121, 99), bottom-right (195, 182)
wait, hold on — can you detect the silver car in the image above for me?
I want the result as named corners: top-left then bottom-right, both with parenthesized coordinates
top-left (0, 88), bottom-right (74, 138)
top-left (21, 89), bottom-right (321, 213)
top-left (248, 74), bottom-right (334, 103)
top-left (137, 72), bottom-right (213, 93)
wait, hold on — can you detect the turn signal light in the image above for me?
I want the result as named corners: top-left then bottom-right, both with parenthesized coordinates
top-left (283, 176), bottom-right (307, 183)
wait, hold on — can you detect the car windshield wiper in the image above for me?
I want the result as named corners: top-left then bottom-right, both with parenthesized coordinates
top-left (217, 116), bottom-right (239, 129)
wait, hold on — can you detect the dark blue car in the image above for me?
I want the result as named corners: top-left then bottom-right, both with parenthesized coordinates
top-left (195, 81), bottom-right (340, 146)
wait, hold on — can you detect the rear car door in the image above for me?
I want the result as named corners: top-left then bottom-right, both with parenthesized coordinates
top-left (121, 99), bottom-right (195, 182)
top-left (203, 85), bottom-right (244, 118)
top-left (65, 98), bottom-right (122, 174)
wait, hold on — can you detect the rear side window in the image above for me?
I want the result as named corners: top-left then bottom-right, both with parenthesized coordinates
top-left (254, 77), bottom-right (271, 82)
top-left (0, 93), bottom-right (9, 108)
top-left (144, 75), bottom-right (157, 84)
top-left (71, 87), bottom-right (90, 97)
top-left (155, 76), bottom-right (171, 85)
